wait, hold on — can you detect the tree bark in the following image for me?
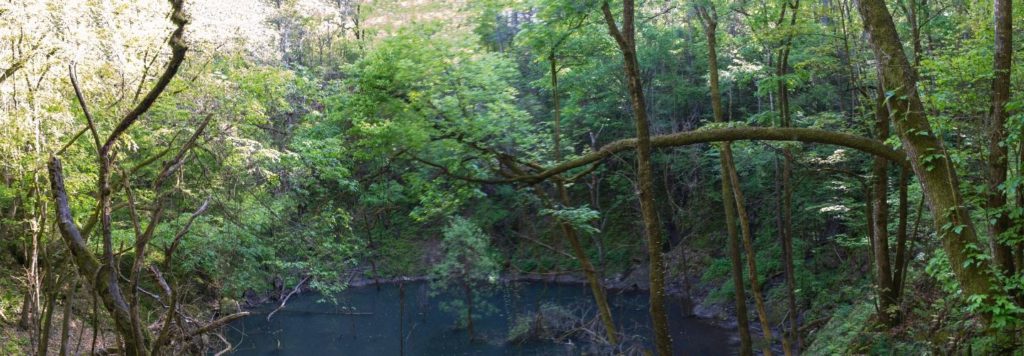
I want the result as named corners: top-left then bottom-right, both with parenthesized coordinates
top-left (549, 53), bottom-right (619, 345)
top-left (696, 5), bottom-right (753, 355)
top-left (601, 2), bottom-right (672, 354)
top-left (774, 1), bottom-right (801, 350)
top-left (855, 0), bottom-right (994, 316)
top-left (871, 86), bottom-right (899, 326)
top-left (986, 0), bottom-right (1014, 277)
top-left (725, 145), bottom-right (775, 355)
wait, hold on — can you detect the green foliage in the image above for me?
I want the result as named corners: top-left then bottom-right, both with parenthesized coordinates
top-left (540, 205), bottom-right (601, 234)
top-left (430, 216), bottom-right (500, 328)
top-left (431, 216), bottom-right (500, 286)
top-left (804, 302), bottom-right (875, 355)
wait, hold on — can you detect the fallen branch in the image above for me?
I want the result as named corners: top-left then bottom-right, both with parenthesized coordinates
top-left (267, 276), bottom-right (311, 321)
top-left (213, 332), bottom-right (233, 356)
top-left (248, 310), bottom-right (373, 316)
top-left (799, 316), bottom-right (831, 333)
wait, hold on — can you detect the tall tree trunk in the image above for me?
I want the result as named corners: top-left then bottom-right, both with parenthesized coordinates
top-left (893, 166), bottom-right (911, 298)
top-left (855, 0), bottom-right (994, 317)
top-left (696, 6), bottom-right (753, 355)
top-left (601, 2), bottom-right (672, 354)
top-left (986, 0), bottom-right (1014, 277)
top-left (871, 86), bottom-right (899, 326)
top-left (725, 146), bottom-right (775, 355)
top-left (549, 53), bottom-right (620, 344)
top-left (774, 1), bottom-right (801, 351)
top-left (58, 283), bottom-right (75, 356)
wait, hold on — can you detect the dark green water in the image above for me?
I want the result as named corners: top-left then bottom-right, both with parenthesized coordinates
top-left (226, 281), bottom-right (733, 355)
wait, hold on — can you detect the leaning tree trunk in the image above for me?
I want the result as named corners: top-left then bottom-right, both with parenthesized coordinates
top-left (549, 53), bottom-right (619, 344)
top-left (725, 149), bottom-right (775, 356)
top-left (855, 0), bottom-right (995, 316)
top-left (49, 158), bottom-right (142, 354)
top-left (601, 1), bottom-right (672, 353)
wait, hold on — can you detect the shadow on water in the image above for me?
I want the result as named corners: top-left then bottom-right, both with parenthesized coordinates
top-left (226, 281), bottom-right (733, 355)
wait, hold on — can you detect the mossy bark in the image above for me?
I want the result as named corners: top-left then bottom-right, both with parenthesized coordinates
top-left (549, 53), bottom-right (619, 345)
top-left (986, 0), bottom-right (1014, 277)
top-left (724, 146), bottom-right (775, 355)
top-left (602, 1), bottom-right (672, 353)
top-left (855, 0), bottom-right (994, 315)
top-left (696, 6), bottom-right (753, 355)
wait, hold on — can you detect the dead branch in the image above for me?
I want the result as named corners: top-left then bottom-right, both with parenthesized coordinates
top-left (186, 312), bottom-right (251, 339)
top-left (267, 276), bottom-right (311, 321)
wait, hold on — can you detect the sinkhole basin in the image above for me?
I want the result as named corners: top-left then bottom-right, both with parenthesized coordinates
top-left (225, 281), bottom-right (733, 355)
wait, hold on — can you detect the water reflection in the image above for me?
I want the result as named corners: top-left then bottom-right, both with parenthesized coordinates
top-left (226, 281), bottom-right (732, 355)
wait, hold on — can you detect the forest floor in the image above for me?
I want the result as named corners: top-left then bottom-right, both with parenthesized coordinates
top-left (0, 259), bottom-right (116, 355)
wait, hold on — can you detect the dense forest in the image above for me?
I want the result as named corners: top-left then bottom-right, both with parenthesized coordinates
top-left (0, 0), bottom-right (1022, 354)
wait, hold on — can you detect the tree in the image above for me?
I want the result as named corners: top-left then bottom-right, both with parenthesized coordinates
top-left (694, 3), bottom-right (753, 355)
top-left (855, 0), bottom-right (997, 322)
top-left (429, 216), bottom-right (500, 340)
top-left (518, 2), bottom-right (620, 343)
top-left (985, 0), bottom-right (1014, 278)
top-left (600, 1), bottom-right (672, 353)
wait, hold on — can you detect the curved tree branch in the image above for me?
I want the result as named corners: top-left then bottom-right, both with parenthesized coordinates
top-left (518, 127), bottom-right (907, 184)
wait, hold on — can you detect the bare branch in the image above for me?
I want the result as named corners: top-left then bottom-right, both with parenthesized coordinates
top-left (266, 276), bottom-right (311, 321)
top-left (100, 0), bottom-right (189, 156)
top-left (69, 63), bottom-right (102, 152)
top-left (163, 197), bottom-right (211, 268)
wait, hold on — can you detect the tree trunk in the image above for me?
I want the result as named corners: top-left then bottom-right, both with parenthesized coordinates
top-left (696, 6), bottom-right (753, 355)
top-left (855, 0), bottom-right (994, 316)
top-left (549, 53), bottom-right (619, 345)
top-left (601, 2), bottom-right (672, 354)
top-left (893, 166), bottom-right (910, 298)
top-left (399, 282), bottom-right (405, 356)
top-left (774, 1), bottom-right (801, 350)
top-left (871, 87), bottom-right (899, 326)
top-left (59, 284), bottom-right (74, 356)
top-left (986, 0), bottom-right (1014, 277)
top-left (523, 126), bottom-right (906, 184)
top-left (724, 148), bottom-right (775, 355)
top-left (49, 158), bottom-right (143, 354)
